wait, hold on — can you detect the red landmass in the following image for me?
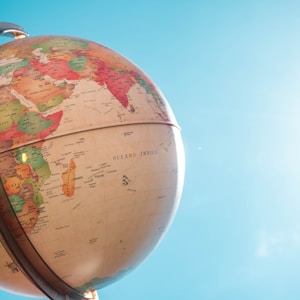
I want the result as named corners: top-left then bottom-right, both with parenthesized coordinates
top-left (13, 67), bottom-right (26, 77)
top-left (38, 110), bottom-right (63, 140)
top-left (31, 59), bottom-right (80, 80)
top-left (0, 123), bottom-right (24, 141)
top-left (0, 110), bottom-right (63, 146)
top-left (94, 60), bottom-right (135, 108)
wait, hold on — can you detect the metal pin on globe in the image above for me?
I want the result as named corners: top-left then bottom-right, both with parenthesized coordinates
top-left (0, 22), bottom-right (185, 300)
top-left (0, 22), bottom-right (28, 39)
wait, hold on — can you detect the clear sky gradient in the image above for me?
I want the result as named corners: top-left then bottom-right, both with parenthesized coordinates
top-left (2, 1), bottom-right (300, 299)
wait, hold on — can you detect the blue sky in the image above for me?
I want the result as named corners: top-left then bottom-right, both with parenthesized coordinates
top-left (2, 1), bottom-right (300, 299)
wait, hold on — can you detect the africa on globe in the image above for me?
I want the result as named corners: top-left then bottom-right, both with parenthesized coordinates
top-left (0, 27), bottom-right (184, 300)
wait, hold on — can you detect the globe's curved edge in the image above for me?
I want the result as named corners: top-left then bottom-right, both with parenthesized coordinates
top-left (0, 34), bottom-right (185, 299)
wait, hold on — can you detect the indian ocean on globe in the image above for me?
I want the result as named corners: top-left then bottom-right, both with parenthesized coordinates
top-left (0, 34), bottom-right (184, 299)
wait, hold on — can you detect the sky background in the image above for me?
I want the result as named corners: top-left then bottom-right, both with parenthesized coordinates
top-left (2, 1), bottom-right (300, 299)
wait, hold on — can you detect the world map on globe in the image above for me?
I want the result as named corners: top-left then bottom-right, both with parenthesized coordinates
top-left (0, 36), bottom-right (184, 298)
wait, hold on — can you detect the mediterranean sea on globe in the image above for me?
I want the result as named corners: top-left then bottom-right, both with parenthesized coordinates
top-left (0, 36), bottom-right (184, 298)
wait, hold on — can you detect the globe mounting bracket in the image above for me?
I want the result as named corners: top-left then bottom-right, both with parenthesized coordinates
top-left (0, 22), bottom-right (28, 39)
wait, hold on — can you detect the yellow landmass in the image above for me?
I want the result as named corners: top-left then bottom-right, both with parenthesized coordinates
top-left (47, 52), bottom-right (73, 61)
top-left (62, 159), bottom-right (76, 197)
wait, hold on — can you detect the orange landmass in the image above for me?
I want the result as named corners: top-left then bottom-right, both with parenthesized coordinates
top-left (15, 164), bottom-right (32, 180)
top-left (47, 52), bottom-right (74, 61)
top-left (12, 74), bottom-right (68, 105)
top-left (17, 200), bottom-right (39, 234)
top-left (62, 159), bottom-right (76, 197)
top-left (4, 176), bottom-right (24, 195)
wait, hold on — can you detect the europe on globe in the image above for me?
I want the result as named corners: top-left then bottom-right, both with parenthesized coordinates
top-left (0, 23), bottom-right (184, 300)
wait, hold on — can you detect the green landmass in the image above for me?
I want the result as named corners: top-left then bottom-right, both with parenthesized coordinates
top-left (16, 146), bottom-right (51, 208)
top-left (68, 55), bottom-right (87, 71)
top-left (9, 194), bottom-right (25, 213)
top-left (37, 94), bottom-right (64, 112)
top-left (0, 59), bottom-right (29, 76)
top-left (16, 146), bottom-right (46, 169)
top-left (0, 100), bottom-right (24, 130)
top-left (32, 189), bottom-right (44, 207)
top-left (32, 38), bottom-right (89, 53)
top-left (33, 162), bottom-right (51, 185)
top-left (17, 112), bottom-right (53, 135)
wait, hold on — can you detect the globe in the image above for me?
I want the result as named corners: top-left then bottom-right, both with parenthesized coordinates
top-left (0, 35), bottom-right (184, 299)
